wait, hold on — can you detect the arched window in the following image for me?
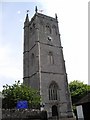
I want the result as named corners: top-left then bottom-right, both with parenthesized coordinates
top-left (40, 20), bottom-right (44, 31)
top-left (52, 25), bottom-right (57, 35)
top-left (49, 82), bottom-right (58, 100)
top-left (31, 53), bottom-right (35, 65)
top-left (48, 52), bottom-right (54, 64)
top-left (46, 24), bottom-right (52, 34)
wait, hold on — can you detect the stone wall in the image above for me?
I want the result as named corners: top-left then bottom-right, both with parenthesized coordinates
top-left (2, 109), bottom-right (47, 120)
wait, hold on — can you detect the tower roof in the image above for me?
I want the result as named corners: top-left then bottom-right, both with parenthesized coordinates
top-left (24, 9), bottom-right (58, 28)
top-left (28, 12), bottom-right (58, 26)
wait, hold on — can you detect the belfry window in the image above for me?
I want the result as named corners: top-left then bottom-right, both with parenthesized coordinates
top-left (48, 52), bottom-right (54, 64)
top-left (49, 82), bottom-right (58, 100)
top-left (52, 25), bottom-right (57, 35)
top-left (46, 25), bottom-right (52, 34)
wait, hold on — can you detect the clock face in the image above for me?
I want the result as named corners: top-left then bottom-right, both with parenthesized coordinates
top-left (48, 36), bottom-right (52, 41)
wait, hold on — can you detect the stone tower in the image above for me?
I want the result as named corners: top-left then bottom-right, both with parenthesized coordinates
top-left (23, 8), bottom-right (75, 119)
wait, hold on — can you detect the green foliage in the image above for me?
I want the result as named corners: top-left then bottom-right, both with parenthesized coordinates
top-left (69, 80), bottom-right (90, 104)
top-left (2, 81), bottom-right (41, 109)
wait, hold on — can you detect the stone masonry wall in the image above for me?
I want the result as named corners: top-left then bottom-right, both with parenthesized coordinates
top-left (2, 109), bottom-right (47, 120)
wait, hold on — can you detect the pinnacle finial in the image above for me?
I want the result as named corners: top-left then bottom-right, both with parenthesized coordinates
top-left (55, 13), bottom-right (58, 20)
top-left (35, 6), bottom-right (38, 13)
top-left (25, 10), bottom-right (29, 22)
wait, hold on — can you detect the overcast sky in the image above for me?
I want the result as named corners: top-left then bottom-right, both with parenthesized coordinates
top-left (0, 0), bottom-right (88, 91)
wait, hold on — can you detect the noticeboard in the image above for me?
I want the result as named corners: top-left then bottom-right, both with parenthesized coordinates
top-left (16, 100), bottom-right (28, 109)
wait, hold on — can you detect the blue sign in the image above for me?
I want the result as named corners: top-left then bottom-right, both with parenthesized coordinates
top-left (16, 100), bottom-right (28, 109)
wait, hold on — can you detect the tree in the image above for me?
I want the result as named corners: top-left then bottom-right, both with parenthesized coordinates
top-left (69, 80), bottom-right (90, 104)
top-left (2, 81), bottom-right (41, 109)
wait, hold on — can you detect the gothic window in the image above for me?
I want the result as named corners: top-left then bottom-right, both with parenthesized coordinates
top-left (48, 52), bottom-right (54, 64)
top-left (49, 82), bottom-right (58, 100)
top-left (31, 53), bottom-right (35, 65)
top-left (52, 25), bottom-right (57, 35)
top-left (40, 20), bottom-right (44, 32)
top-left (46, 24), bottom-right (52, 34)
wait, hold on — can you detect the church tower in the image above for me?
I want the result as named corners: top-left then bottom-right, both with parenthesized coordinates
top-left (23, 8), bottom-right (75, 119)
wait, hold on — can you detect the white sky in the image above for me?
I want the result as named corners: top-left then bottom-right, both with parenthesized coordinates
top-left (0, 0), bottom-right (88, 91)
